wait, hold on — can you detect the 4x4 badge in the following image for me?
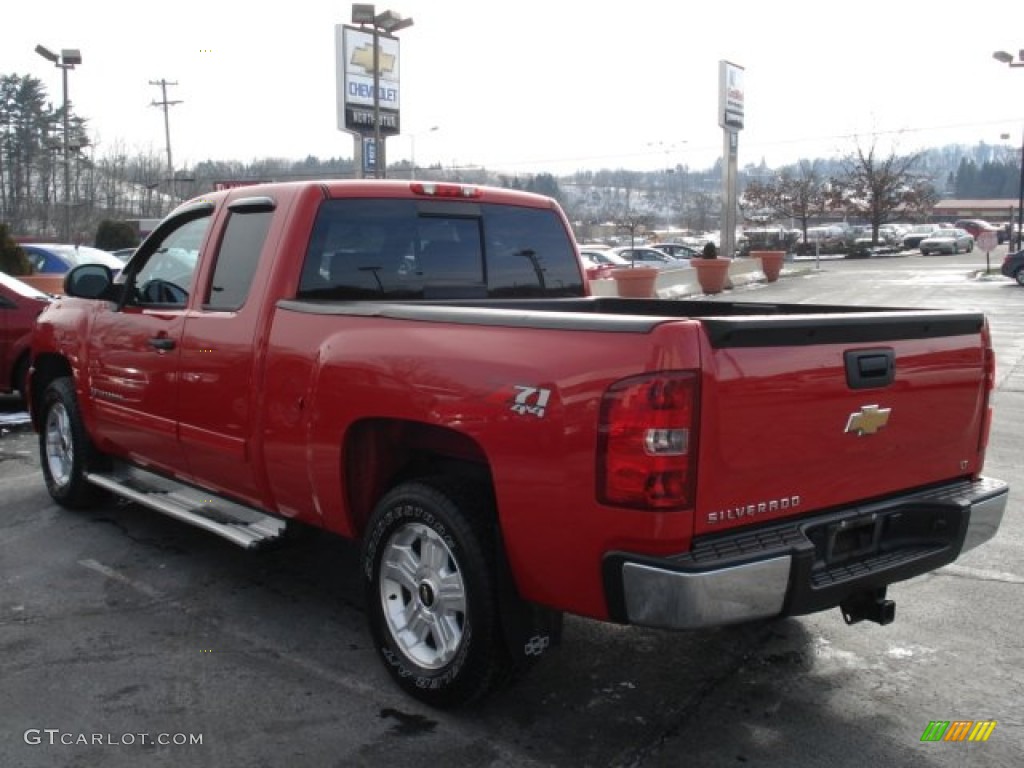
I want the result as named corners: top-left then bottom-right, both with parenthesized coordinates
top-left (845, 405), bottom-right (891, 436)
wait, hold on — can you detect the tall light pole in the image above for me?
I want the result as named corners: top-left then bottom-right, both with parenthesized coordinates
top-left (409, 125), bottom-right (438, 179)
top-left (352, 4), bottom-right (413, 179)
top-left (35, 44), bottom-right (81, 243)
top-left (993, 49), bottom-right (1024, 250)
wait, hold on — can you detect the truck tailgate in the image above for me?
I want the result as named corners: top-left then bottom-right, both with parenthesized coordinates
top-left (692, 311), bottom-right (990, 536)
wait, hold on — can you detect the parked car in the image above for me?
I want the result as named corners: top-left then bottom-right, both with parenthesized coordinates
top-left (579, 248), bottom-right (629, 279)
top-left (954, 219), bottom-right (1001, 243)
top-left (0, 271), bottom-right (52, 397)
top-left (902, 224), bottom-right (943, 250)
top-left (609, 246), bottom-right (688, 268)
top-left (21, 243), bottom-right (126, 274)
top-left (110, 247), bottom-right (137, 263)
top-left (652, 242), bottom-right (700, 260)
top-left (1000, 249), bottom-right (1024, 285)
top-left (920, 228), bottom-right (975, 255)
top-left (849, 227), bottom-right (900, 258)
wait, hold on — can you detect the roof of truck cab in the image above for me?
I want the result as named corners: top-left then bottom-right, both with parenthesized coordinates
top-left (179, 179), bottom-right (561, 210)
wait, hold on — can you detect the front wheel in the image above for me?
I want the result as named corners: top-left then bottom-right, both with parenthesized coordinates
top-left (39, 377), bottom-right (106, 508)
top-left (361, 478), bottom-right (514, 708)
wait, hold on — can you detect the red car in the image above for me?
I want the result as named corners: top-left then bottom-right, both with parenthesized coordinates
top-left (0, 272), bottom-right (51, 397)
top-left (954, 219), bottom-right (1002, 242)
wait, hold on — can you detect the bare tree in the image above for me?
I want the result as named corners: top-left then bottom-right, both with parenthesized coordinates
top-left (831, 141), bottom-right (939, 244)
top-left (742, 160), bottom-right (829, 243)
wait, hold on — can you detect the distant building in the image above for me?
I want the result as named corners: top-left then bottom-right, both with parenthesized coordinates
top-left (931, 199), bottom-right (1018, 224)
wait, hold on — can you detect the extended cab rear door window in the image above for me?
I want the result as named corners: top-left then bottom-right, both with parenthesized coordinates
top-left (204, 197), bottom-right (275, 311)
top-left (298, 198), bottom-right (582, 300)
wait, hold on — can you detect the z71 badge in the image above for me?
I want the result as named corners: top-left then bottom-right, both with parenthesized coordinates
top-left (509, 385), bottom-right (551, 418)
top-left (481, 385), bottom-right (548, 421)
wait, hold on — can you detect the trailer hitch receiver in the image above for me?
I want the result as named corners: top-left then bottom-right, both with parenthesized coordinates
top-left (840, 587), bottom-right (895, 626)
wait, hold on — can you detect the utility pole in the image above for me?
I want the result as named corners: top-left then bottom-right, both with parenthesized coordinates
top-left (150, 79), bottom-right (182, 204)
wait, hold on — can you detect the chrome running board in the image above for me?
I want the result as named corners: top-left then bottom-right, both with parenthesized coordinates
top-left (85, 463), bottom-right (286, 549)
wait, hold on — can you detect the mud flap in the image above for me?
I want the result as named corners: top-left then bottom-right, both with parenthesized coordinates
top-left (494, 545), bottom-right (563, 661)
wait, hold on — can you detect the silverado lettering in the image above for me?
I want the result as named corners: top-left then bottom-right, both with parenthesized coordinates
top-left (707, 495), bottom-right (801, 524)
top-left (28, 180), bottom-right (1008, 709)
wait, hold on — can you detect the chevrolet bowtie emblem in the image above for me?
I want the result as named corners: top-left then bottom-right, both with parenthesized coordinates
top-left (845, 405), bottom-right (891, 436)
top-left (351, 44), bottom-right (396, 77)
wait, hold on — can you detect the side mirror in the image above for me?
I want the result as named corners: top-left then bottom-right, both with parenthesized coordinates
top-left (65, 263), bottom-right (114, 300)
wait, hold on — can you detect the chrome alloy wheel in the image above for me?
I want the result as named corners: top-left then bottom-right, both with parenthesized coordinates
top-left (379, 522), bottom-right (467, 669)
top-left (44, 401), bottom-right (74, 488)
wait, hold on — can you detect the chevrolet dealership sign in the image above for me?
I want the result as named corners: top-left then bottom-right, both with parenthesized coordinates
top-left (336, 25), bottom-right (402, 136)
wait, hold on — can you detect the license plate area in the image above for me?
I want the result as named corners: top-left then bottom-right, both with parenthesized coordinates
top-left (826, 514), bottom-right (882, 564)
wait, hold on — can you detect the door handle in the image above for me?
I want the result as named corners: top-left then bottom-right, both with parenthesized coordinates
top-left (148, 337), bottom-right (176, 351)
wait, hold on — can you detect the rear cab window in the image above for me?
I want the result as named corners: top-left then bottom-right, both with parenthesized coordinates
top-left (297, 198), bottom-right (583, 300)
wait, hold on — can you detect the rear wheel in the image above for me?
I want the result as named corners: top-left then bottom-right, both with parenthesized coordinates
top-left (361, 477), bottom-right (514, 708)
top-left (39, 377), bottom-right (107, 508)
top-left (1015, 267), bottom-right (1024, 287)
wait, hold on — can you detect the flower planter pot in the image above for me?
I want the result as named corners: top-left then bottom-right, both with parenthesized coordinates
top-left (610, 267), bottom-right (659, 298)
top-left (752, 250), bottom-right (785, 282)
top-left (691, 259), bottom-right (730, 295)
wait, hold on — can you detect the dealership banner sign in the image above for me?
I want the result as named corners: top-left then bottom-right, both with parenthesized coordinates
top-left (718, 60), bottom-right (744, 131)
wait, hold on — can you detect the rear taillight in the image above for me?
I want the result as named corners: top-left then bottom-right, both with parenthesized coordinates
top-left (597, 372), bottom-right (698, 510)
top-left (979, 321), bottom-right (995, 457)
top-left (982, 321), bottom-right (995, 393)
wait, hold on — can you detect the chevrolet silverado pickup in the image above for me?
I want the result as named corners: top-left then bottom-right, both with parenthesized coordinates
top-left (29, 180), bottom-right (1008, 707)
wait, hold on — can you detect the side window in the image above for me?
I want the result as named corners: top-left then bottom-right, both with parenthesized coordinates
top-left (205, 210), bottom-right (272, 310)
top-left (131, 215), bottom-right (211, 307)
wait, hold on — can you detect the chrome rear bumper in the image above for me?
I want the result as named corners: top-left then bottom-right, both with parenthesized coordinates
top-left (606, 477), bottom-right (1008, 630)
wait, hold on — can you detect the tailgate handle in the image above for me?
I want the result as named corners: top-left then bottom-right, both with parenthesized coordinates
top-left (845, 349), bottom-right (894, 389)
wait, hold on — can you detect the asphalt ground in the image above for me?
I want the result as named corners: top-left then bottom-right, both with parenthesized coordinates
top-left (1, 246), bottom-right (1021, 767)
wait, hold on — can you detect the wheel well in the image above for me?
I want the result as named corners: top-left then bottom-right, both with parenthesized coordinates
top-left (343, 418), bottom-right (494, 537)
top-left (28, 353), bottom-right (73, 428)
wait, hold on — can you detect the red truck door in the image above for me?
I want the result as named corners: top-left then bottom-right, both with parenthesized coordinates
top-left (176, 198), bottom-right (277, 507)
top-left (84, 212), bottom-right (211, 475)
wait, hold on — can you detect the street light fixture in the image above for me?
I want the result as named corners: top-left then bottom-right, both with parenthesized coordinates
top-left (993, 49), bottom-right (1024, 249)
top-left (35, 44), bottom-right (82, 242)
top-left (351, 4), bottom-right (413, 179)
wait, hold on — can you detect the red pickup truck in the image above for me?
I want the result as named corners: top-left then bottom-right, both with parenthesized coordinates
top-left (29, 180), bottom-right (1008, 707)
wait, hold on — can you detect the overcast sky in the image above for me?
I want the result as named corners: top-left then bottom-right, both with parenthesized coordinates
top-left (8, 0), bottom-right (1024, 177)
